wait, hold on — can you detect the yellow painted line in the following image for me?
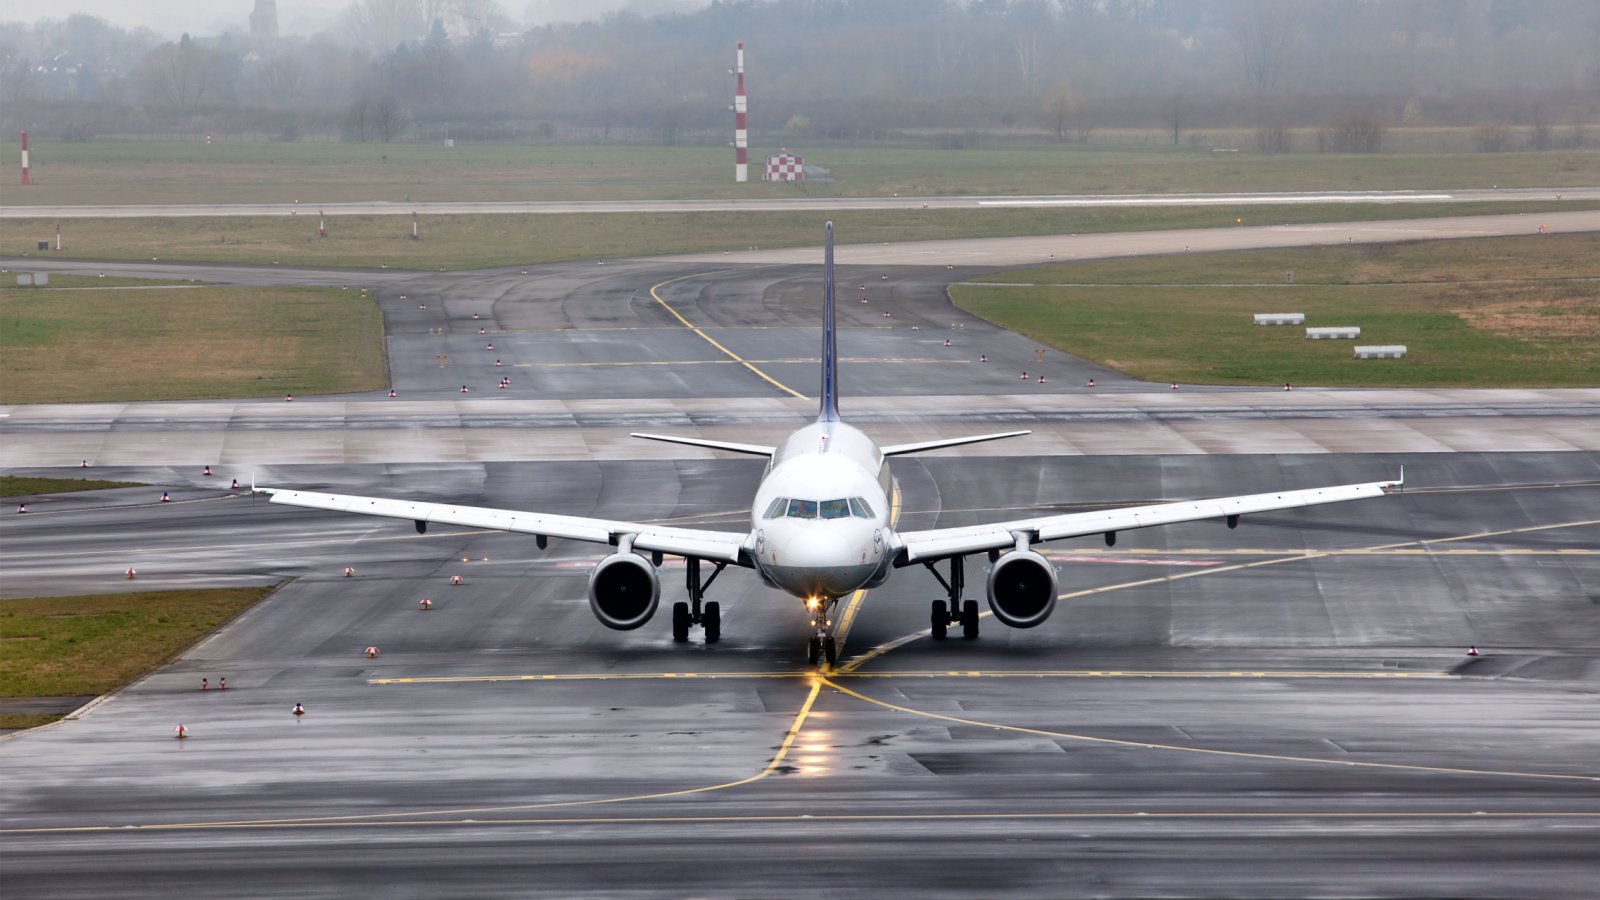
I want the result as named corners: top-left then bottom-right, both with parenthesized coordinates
top-left (370, 668), bottom-right (1447, 686)
top-left (648, 272), bottom-right (806, 400)
top-left (831, 480), bottom-right (902, 662)
top-left (7, 678), bottom-right (828, 836)
top-left (8, 809), bottom-right (1597, 834)
top-left (822, 677), bottom-right (1600, 784)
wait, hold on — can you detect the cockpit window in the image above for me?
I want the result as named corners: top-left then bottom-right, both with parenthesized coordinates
top-left (849, 497), bottom-right (875, 519)
top-left (785, 498), bottom-right (818, 519)
top-left (819, 498), bottom-right (851, 520)
top-left (763, 497), bottom-right (787, 519)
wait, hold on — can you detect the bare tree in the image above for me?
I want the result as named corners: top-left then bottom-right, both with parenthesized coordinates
top-left (135, 34), bottom-right (225, 110)
top-left (1229, 0), bottom-right (1298, 94)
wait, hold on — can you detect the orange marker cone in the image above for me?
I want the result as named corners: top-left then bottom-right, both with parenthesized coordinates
top-left (292, 703), bottom-right (304, 716)
top-left (1020, 371), bottom-right (1028, 380)
top-left (472, 313), bottom-right (480, 320)
top-left (365, 646), bottom-right (379, 658)
top-left (230, 479), bottom-right (241, 489)
top-left (1037, 375), bottom-right (1047, 384)
top-left (495, 359), bottom-right (502, 367)
top-left (1283, 382), bottom-right (1292, 392)
top-left (285, 393), bottom-right (294, 402)
top-left (388, 389), bottom-right (397, 397)
top-left (485, 343), bottom-right (493, 351)
top-left (203, 465), bottom-right (212, 476)
top-left (460, 385), bottom-right (469, 393)
top-left (343, 567), bottom-right (354, 578)
top-left (126, 567), bottom-right (137, 579)
top-left (81, 459), bottom-right (89, 467)
top-left (1086, 378), bottom-right (1096, 388)
top-left (174, 724), bottom-right (189, 739)
top-left (1467, 645), bottom-right (1480, 657)
top-left (419, 597), bottom-right (433, 611)
top-left (450, 575), bottom-right (463, 586)
top-left (979, 354), bottom-right (987, 363)
top-left (944, 339), bottom-right (951, 347)
top-left (1171, 382), bottom-right (1179, 390)
top-left (479, 327), bottom-right (486, 334)
top-left (161, 491), bottom-right (171, 503)
top-left (16, 503), bottom-right (26, 514)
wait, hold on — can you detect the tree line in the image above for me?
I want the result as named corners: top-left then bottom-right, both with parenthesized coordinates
top-left (2, 0), bottom-right (1596, 148)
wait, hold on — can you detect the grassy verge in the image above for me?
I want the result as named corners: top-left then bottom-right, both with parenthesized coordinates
top-left (0, 284), bottom-right (386, 403)
top-left (7, 141), bottom-right (1597, 204)
top-left (0, 586), bottom-right (276, 728)
top-left (4, 201), bottom-right (1593, 271)
top-left (1, 476), bottom-right (142, 498)
top-left (952, 233), bottom-right (1600, 388)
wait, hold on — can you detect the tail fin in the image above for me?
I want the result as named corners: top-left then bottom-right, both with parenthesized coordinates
top-left (819, 221), bottom-right (840, 423)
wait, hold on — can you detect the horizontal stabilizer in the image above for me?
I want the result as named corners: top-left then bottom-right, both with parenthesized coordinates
top-left (880, 430), bottom-right (1031, 457)
top-left (629, 432), bottom-right (776, 456)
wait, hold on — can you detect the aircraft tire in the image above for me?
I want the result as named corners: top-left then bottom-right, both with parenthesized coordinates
top-left (823, 636), bottom-right (837, 666)
top-left (703, 601), bottom-right (721, 643)
top-left (961, 600), bottom-right (980, 640)
top-left (671, 601), bottom-right (691, 642)
top-left (931, 600), bottom-right (949, 640)
top-left (806, 636), bottom-right (821, 665)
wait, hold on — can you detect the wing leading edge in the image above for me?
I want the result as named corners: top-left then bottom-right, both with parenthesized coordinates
top-left (256, 487), bottom-right (750, 565)
top-left (894, 475), bottom-right (1402, 564)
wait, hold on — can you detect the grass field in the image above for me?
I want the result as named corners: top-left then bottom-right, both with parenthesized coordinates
top-left (1, 476), bottom-right (142, 497)
top-left (952, 233), bottom-right (1600, 388)
top-left (0, 284), bottom-right (386, 403)
top-left (6, 141), bottom-right (1597, 205)
top-left (0, 587), bottom-right (276, 728)
top-left (4, 200), bottom-right (1593, 271)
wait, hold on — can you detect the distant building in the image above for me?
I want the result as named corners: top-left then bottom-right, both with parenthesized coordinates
top-left (764, 149), bottom-right (803, 182)
top-left (250, 0), bottom-right (279, 39)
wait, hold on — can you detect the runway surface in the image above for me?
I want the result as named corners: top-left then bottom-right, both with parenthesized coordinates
top-left (3, 214), bottom-right (1599, 897)
top-left (7, 187), bottom-right (1598, 219)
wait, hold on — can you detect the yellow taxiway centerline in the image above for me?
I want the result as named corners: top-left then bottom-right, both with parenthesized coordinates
top-left (648, 271), bottom-right (807, 400)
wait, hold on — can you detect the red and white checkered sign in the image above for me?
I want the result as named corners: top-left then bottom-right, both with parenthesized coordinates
top-left (765, 151), bottom-right (804, 182)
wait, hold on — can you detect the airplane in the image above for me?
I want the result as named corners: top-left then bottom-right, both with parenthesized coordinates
top-left (255, 222), bottom-right (1402, 666)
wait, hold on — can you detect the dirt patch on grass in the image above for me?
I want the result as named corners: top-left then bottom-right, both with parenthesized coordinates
top-left (1454, 295), bottom-right (1600, 341)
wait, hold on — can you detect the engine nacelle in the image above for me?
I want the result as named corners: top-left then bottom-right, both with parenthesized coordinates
top-left (986, 549), bottom-right (1058, 629)
top-left (587, 552), bottom-right (660, 630)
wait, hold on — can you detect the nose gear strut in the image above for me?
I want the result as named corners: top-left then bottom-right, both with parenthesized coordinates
top-left (805, 597), bottom-right (839, 667)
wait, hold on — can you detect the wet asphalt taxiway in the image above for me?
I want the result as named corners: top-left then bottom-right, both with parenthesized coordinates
top-left (3, 227), bottom-right (1599, 897)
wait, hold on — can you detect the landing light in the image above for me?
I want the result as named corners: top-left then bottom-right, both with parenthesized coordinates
top-left (805, 597), bottom-right (821, 611)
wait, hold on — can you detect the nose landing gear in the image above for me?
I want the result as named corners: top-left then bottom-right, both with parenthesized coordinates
top-left (672, 558), bottom-right (726, 644)
top-left (805, 598), bottom-right (838, 666)
top-left (925, 557), bottom-right (978, 640)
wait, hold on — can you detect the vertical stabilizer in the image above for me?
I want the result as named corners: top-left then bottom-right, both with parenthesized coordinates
top-left (819, 221), bottom-right (840, 422)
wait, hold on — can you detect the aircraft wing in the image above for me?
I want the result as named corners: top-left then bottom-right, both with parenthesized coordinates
top-left (255, 487), bottom-right (750, 565)
top-left (894, 476), bottom-right (1402, 564)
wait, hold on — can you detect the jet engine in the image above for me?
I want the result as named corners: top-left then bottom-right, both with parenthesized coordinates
top-left (588, 552), bottom-right (660, 630)
top-left (985, 549), bottom-right (1057, 628)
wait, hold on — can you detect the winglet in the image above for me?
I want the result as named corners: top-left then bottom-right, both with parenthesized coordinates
top-left (1383, 465), bottom-right (1405, 492)
top-left (818, 221), bottom-right (840, 423)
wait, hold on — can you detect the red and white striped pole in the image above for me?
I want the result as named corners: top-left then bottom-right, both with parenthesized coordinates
top-left (733, 42), bottom-right (747, 183)
top-left (20, 130), bottom-right (31, 186)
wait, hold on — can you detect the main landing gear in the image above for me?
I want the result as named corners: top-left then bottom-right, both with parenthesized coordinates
top-left (925, 556), bottom-right (979, 640)
top-left (672, 558), bottom-right (727, 644)
top-left (805, 598), bottom-right (839, 667)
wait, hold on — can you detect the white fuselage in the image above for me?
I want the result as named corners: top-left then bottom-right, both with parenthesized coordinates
top-left (748, 421), bottom-right (893, 602)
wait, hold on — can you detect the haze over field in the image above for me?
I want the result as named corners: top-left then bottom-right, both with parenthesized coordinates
top-left (2, 1), bottom-right (1597, 151)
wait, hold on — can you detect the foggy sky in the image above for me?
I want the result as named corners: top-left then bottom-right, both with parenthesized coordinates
top-left (0, 0), bottom-right (710, 37)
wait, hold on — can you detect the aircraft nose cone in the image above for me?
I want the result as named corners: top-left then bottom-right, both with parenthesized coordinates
top-left (783, 530), bottom-right (853, 569)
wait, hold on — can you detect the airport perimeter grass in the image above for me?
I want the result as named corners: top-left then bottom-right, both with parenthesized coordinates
top-left (1, 476), bottom-right (142, 497)
top-left (7, 141), bottom-right (1599, 205)
top-left (4, 200), bottom-right (1592, 271)
top-left (0, 284), bottom-right (386, 403)
top-left (0, 587), bottom-right (276, 728)
top-left (952, 233), bottom-right (1600, 388)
